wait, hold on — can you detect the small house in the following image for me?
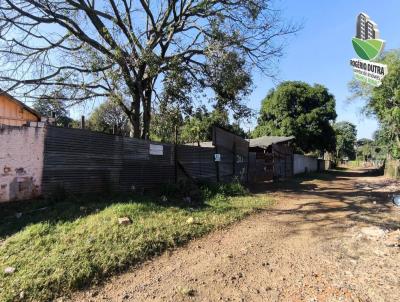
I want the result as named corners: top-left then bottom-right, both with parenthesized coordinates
top-left (0, 90), bottom-right (41, 126)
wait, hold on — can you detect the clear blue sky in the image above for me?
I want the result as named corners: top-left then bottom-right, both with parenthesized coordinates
top-left (248, 0), bottom-right (400, 139)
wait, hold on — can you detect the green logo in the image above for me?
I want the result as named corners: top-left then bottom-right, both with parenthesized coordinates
top-left (352, 13), bottom-right (385, 60)
top-left (352, 38), bottom-right (384, 60)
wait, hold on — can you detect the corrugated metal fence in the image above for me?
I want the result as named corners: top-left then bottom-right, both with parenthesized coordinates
top-left (176, 145), bottom-right (216, 182)
top-left (42, 127), bottom-right (175, 195)
top-left (213, 127), bottom-right (249, 183)
top-left (41, 126), bottom-right (248, 197)
top-left (272, 144), bottom-right (293, 179)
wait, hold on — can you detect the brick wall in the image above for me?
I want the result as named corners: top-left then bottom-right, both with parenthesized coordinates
top-left (0, 125), bottom-right (46, 202)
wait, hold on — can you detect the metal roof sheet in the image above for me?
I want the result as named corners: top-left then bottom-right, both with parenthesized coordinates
top-left (247, 136), bottom-right (295, 149)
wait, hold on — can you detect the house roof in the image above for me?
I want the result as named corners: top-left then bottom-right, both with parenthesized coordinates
top-left (247, 136), bottom-right (295, 149)
top-left (0, 89), bottom-right (41, 119)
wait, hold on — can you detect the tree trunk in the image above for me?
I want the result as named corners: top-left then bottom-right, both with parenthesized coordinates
top-left (129, 90), bottom-right (141, 138)
top-left (142, 86), bottom-right (152, 140)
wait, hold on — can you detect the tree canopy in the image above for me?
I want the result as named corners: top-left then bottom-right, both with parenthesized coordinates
top-left (0, 0), bottom-right (298, 139)
top-left (355, 137), bottom-right (386, 161)
top-left (180, 108), bottom-right (245, 145)
top-left (252, 81), bottom-right (337, 154)
top-left (32, 93), bottom-right (72, 127)
top-left (333, 121), bottom-right (357, 160)
top-left (87, 99), bottom-right (130, 136)
top-left (349, 50), bottom-right (400, 159)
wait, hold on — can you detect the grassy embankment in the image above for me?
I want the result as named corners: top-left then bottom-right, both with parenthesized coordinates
top-left (0, 183), bottom-right (273, 301)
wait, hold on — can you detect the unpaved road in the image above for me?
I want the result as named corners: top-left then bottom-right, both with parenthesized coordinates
top-left (73, 170), bottom-right (400, 302)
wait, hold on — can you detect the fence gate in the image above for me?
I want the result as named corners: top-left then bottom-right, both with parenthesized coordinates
top-left (213, 127), bottom-right (249, 183)
top-left (272, 144), bottom-right (293, 179)
top-left (248, 150), bottom-right (273, 182)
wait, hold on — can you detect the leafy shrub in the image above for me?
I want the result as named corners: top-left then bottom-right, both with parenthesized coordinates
top-left (200, 180), bottom-right (248, 199)
top-left (160, 179), bottom-right (248, 204)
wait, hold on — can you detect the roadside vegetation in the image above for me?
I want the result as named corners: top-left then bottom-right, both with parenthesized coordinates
top-left (252, 81), bottom-right (337, 155)
top-left (349, 49), bottom-right (400, 160)
top-left (0, 183), bottom-right (272, 301)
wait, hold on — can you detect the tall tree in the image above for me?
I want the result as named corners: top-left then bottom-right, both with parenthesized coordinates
top-left (349, 50), bottom-right (400, 159)
top-left (253, 81), bottom-right (337, 154)
top-left (87, 99), bottom-right (130, 136)
top-left (150, 104), bottom-right (184, 143)
top-left (0, 0), bottom-right (298, 139)
top-left (181, 107), bottom-right (245, 144)
top-left (355, 138), bottom-right (386, 161)
top-left (333, 121), bottom-right (357, 160)
top-left (356, 138), bottom-right (374, 161)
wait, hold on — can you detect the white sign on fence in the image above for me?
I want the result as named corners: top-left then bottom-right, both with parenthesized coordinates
top-left (214, 154), bottom-right (221, 162)
top-left (149, 144), bottom-right (163, 156)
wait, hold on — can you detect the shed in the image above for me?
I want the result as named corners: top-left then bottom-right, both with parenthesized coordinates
top-left (0, 90), bottom-right (41, 126)
top-left (247, 136), bottom-right (294, 182)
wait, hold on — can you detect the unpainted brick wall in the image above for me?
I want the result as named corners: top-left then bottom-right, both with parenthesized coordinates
top-left (0, 125), bottom-right (45, 202)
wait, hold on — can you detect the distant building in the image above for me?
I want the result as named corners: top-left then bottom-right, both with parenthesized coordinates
top-left (356, 13), bottom-right (380, 40)
top-left (247, 136), bottom-right (294, 182)
top-left (0, 90), bottom-right (41, 126)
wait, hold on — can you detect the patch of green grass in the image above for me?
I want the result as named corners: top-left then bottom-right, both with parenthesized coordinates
top-left (347, 160), bottom-right (362, 168)
top-left (0, 188), bottom-right (272, 301)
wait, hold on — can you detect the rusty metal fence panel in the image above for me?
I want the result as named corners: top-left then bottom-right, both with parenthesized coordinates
top-left (219, 146), bottom-right (234, 182)
top-left (176, 127), bottom-right (249, 184)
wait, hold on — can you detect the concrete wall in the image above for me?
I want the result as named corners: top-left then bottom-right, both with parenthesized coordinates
top-left (0, 125), bottom-right (46, 202)
top-left (293, 154), bottom-right (318, 175)
top-left (318, 159), bottom-right (332, 171)
top-left (385, 160), bottom-right (400, 179)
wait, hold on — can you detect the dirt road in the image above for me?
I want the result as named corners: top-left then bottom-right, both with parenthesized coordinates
top-left (73, 169), bottom-right (400, 302)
